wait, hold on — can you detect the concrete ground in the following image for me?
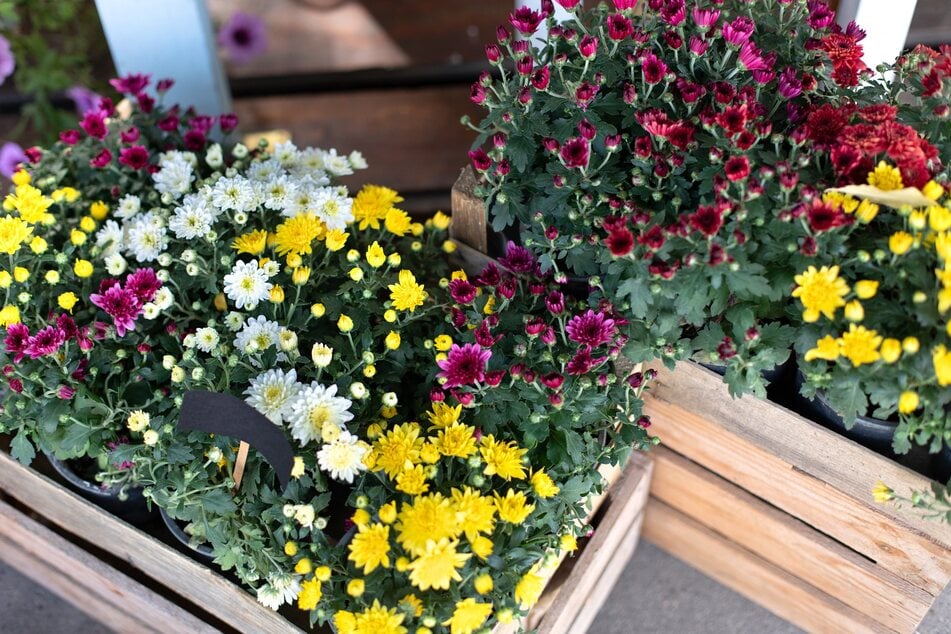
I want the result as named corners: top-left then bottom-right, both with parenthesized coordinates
top-left (3, 539), bottom-right (949, 633)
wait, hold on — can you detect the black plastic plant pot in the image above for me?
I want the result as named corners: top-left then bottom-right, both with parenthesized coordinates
top-left (791, 372), bottom-right (938, 478)
top-left (159, 508), bottom-right (216, 562)
top-left (935, 444), bottom-right (951, 484)
top-left (696, 351), bottom-right (796, 404)
top-left (44, 452), bottom-right (153, 525)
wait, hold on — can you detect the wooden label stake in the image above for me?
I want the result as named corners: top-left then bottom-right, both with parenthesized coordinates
top-left (232, 441), bottom-right (250, 493)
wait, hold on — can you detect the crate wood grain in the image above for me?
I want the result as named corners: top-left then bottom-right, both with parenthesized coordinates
top-left (644, 361), bottom-right (951, 633)
top-left (0, 448), bottom-right (651, 634)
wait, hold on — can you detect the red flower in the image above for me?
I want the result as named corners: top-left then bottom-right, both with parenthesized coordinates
top-left (606, 228), bottom-right (634, 256)
top-left (26, 326), bottom-right (66, 359)
top-left (540, 372), bottom-right (565, 390)
top-left (641, 51), bottom-right (667, 85)
top-left (724, 155), bottom-right (750, 182)
top-left (80, 110), bottom-right (108, 139)
top-left (716, 104), bottom-right (748, 135)
top-left (575, 82), bottom-right (599, 109)
top-left (638, 225), bottom-right (665, 250)
top-left (578, 35), bottom-right (599, 59)
top-left (118, 145), bottom-right (149, 170)
top-left (689, 205), bottom-right (723, 237)
top-left (545, 290), bottom-right (565, 315)
top-left (510, 7), bottom-right (543, 34)
top-left (560, 137), bottom-right (590, 169)
top-left (183, 130), bottom-right (206, 152)
top-left (437, 344), bottom-right (491, 388)
top-left (607, 14), bottom-right (633, 40)
top-left (449, 278), bottom-right (477, 304)
top-left (59, 129), bottom-right (81, 145)
top-left (4, 323), bottom-right (30, 363)
top-left (109, 73), bottom-right (151, 95)
top-left (90, 148), bottom-right (112, 169)
top-left (499, 241), bottom-right (536, 273)
top-left (219, 113), bottom-right (239, 133)
top-left (806, 199), bottom-right (852, 232)
top-left (125, 269), bottom-right (162, 303)
top-left (468, 148), bottom-right (492, 172)
top-left (721, 16), bottom-right (754, 46)
top-left (531, 66), bottom-right (550, 90)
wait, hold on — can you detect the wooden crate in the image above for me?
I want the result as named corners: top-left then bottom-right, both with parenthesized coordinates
top-left (643, 362), bottom-right (951, 634)
top-left (0, 449), bottom-right (652, 634)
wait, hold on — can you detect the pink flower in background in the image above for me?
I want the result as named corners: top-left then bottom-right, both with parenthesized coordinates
top-left (566, 310), bottom-right (617, 347)
top-left (66, 86), bottom-right (102, 116)
top-left (118, 145), bottom-right (149, 170)
top-left (0, 142), bottom-right (26, 179)
top-left (109, 73), bottom-right (151, 95)
top-left (218, 12), bottom-right (267, 64)
top-left (509, 7), bottom-right (543, 35)
top-left (80, 110), bottom-right (108, 139)
top-left (437, 343), bottom-right (491, 388)
top-left (0, 35), bottom-right (14, 86)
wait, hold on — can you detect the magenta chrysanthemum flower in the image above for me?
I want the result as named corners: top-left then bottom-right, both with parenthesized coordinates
top-left (560, 137), bottom-right (590, 169)
top-left (509, 7), bottom-right (543, 35)
top-left (566, 310), bottom-right (617, 348)
top-left (118, 145), bottom-right (149, 170)
top-left (125, 269), bottom-right (162, 303)
top-left (4, 323), bottom-right (30, 363)
top-left (80, 110), bottom-right (108, 139)
top-left (449, 278), bottom-right (478, 304)
top-left (90, 286), bottom-right (143, 337)
top-left (437, 343), bottom-right (491, 388)
top-left (722, 16), bottom-right (754, 46)
top-left (545, 290), bottom-right (565, 315)
top-left (26, 326), bottom-right (66, 359)
top-left (218, 12), bottom-right (267, 64)
top-left (109, 73), bottom-right (151, 95)
top-left (499, 241), bottom-right (535, 273)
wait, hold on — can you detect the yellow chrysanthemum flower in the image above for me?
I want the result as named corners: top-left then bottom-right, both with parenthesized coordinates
top-left (58, 292), bottom-right (79, 313)
top-left (889, 231), bottom-right (914, 255)
top-left (346, 579), bottom-right (364, 597)
top-left (933, 345), bottom-right (951, 386)
top-left (837, 324), bottom-right (882, 367)
top-left (324, 228), bottom-right (349, 252)
top-left (880, 338), bottom-right (902, 364)
top-left (29, 236), bottom-right (47, 254)
top-left (923, 180), bottom-right (945, 201)
top-left (7, 184), bottom-right (54, 224)
top-left (79, 216), bottom-right (96, 233)
top-left (854, 199), bottom-right (879, 224)
top-left (871, 481), bottom-right (894, 504)
top-left (936, 233), bottom-right (951, 263)
top-left (348, 523), bottom-right (391, 574)
top-left (898, 391), bottom-right (919, 414)
top-left (470, 535), bottom-right (493, 560)
top-left (867, 161), bottom-right (903, 191)
top-left (396, 465), bottom-right (430, 495)
top-left (396, 493), bottom-right (462, 557)
top-left (399, 594), bottom-right (423, 618)
top-left (434, 334), bottom-right (453, 351)
top-left (431, 211), bottom-right (451, 231)
top-left (843, 300), bottom-right (864, 322)
top-left (804, 335), bottom-right (840, 362)
top-left (297, 578), bottom-right (322, 611)
top-left (514, 567), bottom-right (546, 609)
top-left (366, 241), bottom-right (386, 268)
top-left (11, 169), bottom-right (30, 186)
top-left (427, 401), bottom-right (461, 428)
top-left (530, 469), bottom-right (560, 498)
top-left (388, 270), bottom-right (426, 312)
top-left (73, 259), bottom-right (94, 278)
top-left (273, 213), bottom-right (324, 256)
top-left (494, 489), bottom-right (536, 524)
top-left (854, 280), bottom-right (879, 299)
top-left (385, 331), bottom-right (401, 350)
top-left (792, 265), bottom-right (849, 322)
top-left (560, 533), bottom-right (578, 553)
top-left (451, 487), bottom-right (496, 540)
top-left (0, 305), bottom-right (21, 327)
top-left (443, 599), bottom-right (493, 634)
top-left (929, 205), bottom-right (951, 232)
top-left (89, 201), bottom-right (109, 221)
top-left (407, 538), bottom-right (471, 591)
top-left (474, 573), bottom-right (494, 595)
top-left (334, 611), bottom-right (356, 634)
top-left (372, 422), bottom-right (424, 477)
top-left (385, 207), bottom-right (412, 236)
top-left (0, 216), bottom-right (33, 255)
top-left (480, 434), bottom-right (527, 481)
top-left (353, 600), bottom-right (406, 634)
top-left (232, 229), bottom-right (269, 255)
top-left (353, 185), bottom-right (403, 230)
top-left (435, 423), bottom-right (477, 458)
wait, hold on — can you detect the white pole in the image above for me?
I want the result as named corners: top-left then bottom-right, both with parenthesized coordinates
top-left (836, 0), bottom-right (918, 71)
top-left (94, 0), bottom-right (232, 116)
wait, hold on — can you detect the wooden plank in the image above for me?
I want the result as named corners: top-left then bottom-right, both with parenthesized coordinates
top-left (0, 499), bottom-right (219, 634)
top-left (650, 446), bottom-right (933, 632)
top-left (644, 499), bottom-right (892, 634)
top-left (537, 454), bottom-right (654, 634)
top-left (0, 452), bottom-right (301, 634)
top-left (450, 165), bottom-right (488, 254)
top-left (232, 86), bottom-right (480, 196)
top-left (644, 362), bottom-right (951, 595)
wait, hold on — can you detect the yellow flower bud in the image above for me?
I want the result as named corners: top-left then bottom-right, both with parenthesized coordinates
top-left (385, 331), bottom-right (401, 350)
top-left (889, 231), bottom-right (914, 255)
top-left (431, 211), bottom-right (451, 230)
top-left (346, 249), bottom-right (360, 262)
top-left (378, 502), bottom-right (397, 524)
top-left (58, 292), bottom-right (79, 313)
top-left (560, 533), bottom-right (578, 552)
top-left (291, 456), bottom-right (305, 478)
top-left (90, 201), bottom-right (109, 221)
top-left (909, 210), bottom-right (927, 231)
top-left (395, 557), bottom-right (411, 572)
top-left (13, 267), bottom-right (28, 283)
top-left (311, 302), bottom-right (326, 318)
top-left (292, 266), bottom-right (311, 285)
top-left (294, 558), bottom-right (313, 575)
top-left (284, 541), bottom-right (299, 556)
top-left (384, 309), bottom-right (397, 323)
top-left (434, 334), bottom-right (453, 351)
top-left (872, 481), bottom-right (894, 504)
top-left (80, 216), bottom-right (97, 233)
top-left (73, 259), bottom-right (93, 278)
top-left (844, 300), bottom-right (864, 322)
top-left (0, 271), bottom-right (10, 288)
top-left (913, 291), bottom-right (928, 304)
top-left (474, 574), bottom-right (494, 594)
top-left (270, 285), bottom-right (285, 303)
top-left (442, 240), bottom-right (457, 254)
top-left (410, 222), bottom-right (424, 237)
top-left (325, 229), bottom-right (349, 252)
top-left (880, 338), bottom-right (902, 364)
top-left (387, 253), bottom-right (402, 267)
top-left (923, 180), bottom-right (945, 201)
top-left (70, 229), bottom-right (87, 246)
top-left (898, 391), bottom-right (919, 414)
top-left (930, 205), bottom-right (951, 232)
top-left (0, 305), bottom-right (20, 326)
top-left (352, 509), bottom-right (370, 527)
top-left (338, 314), bottom-right (354, 332)
top-left (363, 364), bottom-right (376, 378)
top-left (349, 267), bottom-right (364, 282)
top-left (346, 579), bottom-right (364, 597)
top-left (854, 280), bottom-right (878, 299)
top-left (45, 270), bottom-right (61, 284)
top-left (902, 336), bottom-right (920, 354)
top-left (315, 566), bottom-right (332, 582)
top-left (286, 252), bottom-right (303, 268)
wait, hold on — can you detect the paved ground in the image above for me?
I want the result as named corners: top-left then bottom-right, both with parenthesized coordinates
top-left (4, 538), bottom-right (949, 633)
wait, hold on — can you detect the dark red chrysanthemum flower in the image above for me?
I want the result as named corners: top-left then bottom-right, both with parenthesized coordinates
top-left (499, 241), bottom-right (536, 273)
top-left (689, 205), bottom-right (724, 237)
top-left (560, 137), bottom-right (590, 169)
top-left (118, 145), bottom-right (149, 170)
top-left (449, 278), bottom-right (477, 304)
top-left (4, 323), bottom-right (30, 363)
top-left (806, 199), bottom-right (852, 232)
top-left (606, 228), bottom-right (635, 256)
top-left (724, 155), bottom-right (751, 182)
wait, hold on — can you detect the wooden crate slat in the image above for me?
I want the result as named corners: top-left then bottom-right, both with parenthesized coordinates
top-left (0, 499), bottom-right (219, 634)
top-left (0, 452), bottom-right (301, 634)
top-left (644, 498), bottom-right (894, 634)
top-left (233, 87), bottom-right (479, 197)
top-left (651, 446), bottom-right (933, 632)
top-left (450, 165), bottom-right (488, 254)
top-left (536, 454), bottom-right (654, 634)
top-left (644, 362), bottom-right (951, 595)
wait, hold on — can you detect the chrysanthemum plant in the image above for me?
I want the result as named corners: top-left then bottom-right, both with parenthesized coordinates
top-left (0, 74), bottom-right (241, 466)
top-left (791, 47), bottom-right (951, 454)
top-left (468, 0), bottom-right (869, 396)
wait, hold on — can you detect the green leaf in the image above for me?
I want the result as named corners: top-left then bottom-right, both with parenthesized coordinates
top-left (10, 432), bottom-right (35, 465)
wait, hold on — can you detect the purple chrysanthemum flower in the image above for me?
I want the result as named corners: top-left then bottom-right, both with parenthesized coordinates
top-left (437, 344), bottom-right (491, 388)
top-left (218, 12), bottom-right (267, 64)
top-left (26, 326), bottom-right (66, 359)
top-left (90, 286), bottom-right (143, 337)
top-left (566, 310), bottom-right (617, 348)
top-left (0, 142), bottom-right (26, 179)
top-left (125, 269), bottom-right (162, 304)
top-left (66, 85), bottom-right (103, 116)
top-left (0, 35), bottom-right (14, 86)
top-left (498, 241), bottom-right (536, 273)
top-left (4, 323), bottom-right (30, 363)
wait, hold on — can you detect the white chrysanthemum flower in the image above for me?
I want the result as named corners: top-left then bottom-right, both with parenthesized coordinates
top-left (322, 148), bottom-right (353, 176)
top-left (297, 147), bottom-right (325, 171)
top-left (205, 143), bottom-right (223, 169)
top-left (316, 431), bottom-right (368, 483)
top-left (115, 194), bottom-right (141, 220)
top-left (244, 368), bottom-right (301, 425)
top-left (125, 213), bottom-right (168, 262)
top-left (312, 187), bottom-right (353, 230)
top-left (288, 382), bottom-right (354, 447)
top-left (256, 584), bottom-right (283, 611)
top-left (234, 315), bottom-right (281, 355)
top-left (169, 199), bottom-right (215, 240)
top-left (348, 150), bottom-right (368, 170)
top-left (95, 220), bottom-right (125, 258)
top-left (271, 574), bottom-right (301, 606)
top-left (104, 253), bottom-right (128, 276)
top-left (262, 175), bottom-right (297, 213)
top-left (211, 176), bottom-right (258, 213)
top-left (247, 158), bottom-right (283, 182)
top-left (153, 152), bottom-right (194, 198)
top-left (273, 140), bottom-right (299, 168)
top-left (194, 327), bottom-right (220, 353)
top-left (150, 287), bottom-right (173, 311)
top-left (283, 185), bottom-right (317, 218)
top-left (223, 260), bottom-right (272, 310)
top-left (142, 303), bottom-right (160, 320)
top-left (224, 311), bottom-right (246, 332)
top-left (261, 259), bottom-right (280, 278)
